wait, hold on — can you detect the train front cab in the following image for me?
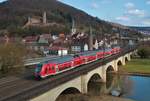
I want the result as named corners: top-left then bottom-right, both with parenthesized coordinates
top-left (35, 64), bottom-right (43, 79)
top-left (35, 63), bottom-right (56, 79)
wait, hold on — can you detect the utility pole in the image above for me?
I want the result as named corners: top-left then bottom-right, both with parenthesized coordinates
top-left (89, 26), bottom-right (93, 51)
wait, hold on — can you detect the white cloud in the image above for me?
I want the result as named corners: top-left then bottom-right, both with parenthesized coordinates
top-left (126, 9), bottom-right (145, 17)
top-left (142, 18), bottom-right (150, 25)
top-left (90, 0), bottom-right (112, 9)
top-left (114, 2), bottom-right (149, 26)
top-left (91, 3), bottom-right (99, 9)
top-left (146, 0), bottom-right (150, 5)
top-left (125, 2), bottom-right (146, 17)
top-left (116, 16), bottom-right (130, 21)
top-left (125, 2), bottom-right (135, 9)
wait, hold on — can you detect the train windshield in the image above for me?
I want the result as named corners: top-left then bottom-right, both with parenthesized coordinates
top-left (35, 64), bottom-right (43, 73)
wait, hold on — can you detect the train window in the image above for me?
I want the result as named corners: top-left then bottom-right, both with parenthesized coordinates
top-left (45, 68), bottom-right (49, 74)
top-left (35, 64), bottom-right (43, 73)
top-left (51, 66), bottom-right (55, 71)
top-left (74, 54), bottom-right (80, 58)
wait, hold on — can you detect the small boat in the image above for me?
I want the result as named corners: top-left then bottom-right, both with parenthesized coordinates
top-left (110, 89), bottom-right (122, 97)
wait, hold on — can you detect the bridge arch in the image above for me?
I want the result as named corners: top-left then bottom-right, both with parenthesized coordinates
top-left (105, 65), bottom-right (115, 89)
top-left (106, 65), bottom-right (115, 72)
top-left (88, 73), bottom-right (102, 83)
top-left (87, 73), bottom-right (104, 95)
top-left (86, 67), bottom-right (105, 85)
top-left (124, 53), bottom-right (131, 63)
top-left (104, 60), bottom-right (116, 72)
top-left (56, 87), bottom-right (80, 101)
top-left (117, 60), bottom-right (122, 66)
top-left (125, 57), bottom-right (128, 63)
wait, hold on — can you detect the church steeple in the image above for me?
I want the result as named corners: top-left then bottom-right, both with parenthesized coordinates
top-left (71, 18), bottom-right (76, 35)
top-left (43, 11), bottom-right (47, 24)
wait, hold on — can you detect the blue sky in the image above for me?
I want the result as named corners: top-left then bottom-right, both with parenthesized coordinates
top-left (0, 0), bottom-right (150, 26)
top-left (0, 0), bottom-right (5, 2)
top-left (58, 0), bottom-right (150, 26)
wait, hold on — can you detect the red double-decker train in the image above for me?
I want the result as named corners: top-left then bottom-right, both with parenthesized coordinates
top-left (34, 47), bottom-right (121, 79)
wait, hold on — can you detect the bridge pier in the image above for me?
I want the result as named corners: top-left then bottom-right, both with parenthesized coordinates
top-left (81, 74), bottom-right (88, 94)
top-left (122, 57), bottom-right (126, 66)
top-left (128, 53), bottom-right (131, 61)
top-left (102, 65), bottom-right (107, 82)
top-left (114, 60), bottom-right (118, 72)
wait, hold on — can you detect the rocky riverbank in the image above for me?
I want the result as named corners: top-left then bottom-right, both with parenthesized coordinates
top-left (89, 95), bottom-right (133, 101)
top-left (56, 94), bottom-right (133, 101)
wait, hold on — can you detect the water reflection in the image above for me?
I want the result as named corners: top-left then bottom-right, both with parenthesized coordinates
top-left (56, 74), bottom-right (150, 101)
top-left (88, 73), bottom-right (125, 95)
top-left (88, 73), bottom-right (104, 95)
top-left (88, 81), bottom-right (105, 95)
top-left (106, 74), bottom-right (135, 96)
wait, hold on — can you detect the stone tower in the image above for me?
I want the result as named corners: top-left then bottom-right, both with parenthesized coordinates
top-left (43, 12), bottom-right (47, 24)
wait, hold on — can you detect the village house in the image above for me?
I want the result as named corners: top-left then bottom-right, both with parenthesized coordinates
top-left (49, 46), bottom-right (68, 56)
top-left (22, 34), bottom-right (52, 55)
top-left (49, 33), bottom-right (69, 56)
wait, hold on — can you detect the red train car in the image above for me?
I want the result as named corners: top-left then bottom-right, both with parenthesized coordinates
top-left (35, 55), bottom-right (74, 78)
top-left (34, 47), bottom-right (121, 79)
top-left (78, 51), bottom-right (98, 63)
top-left (112, 47), bottom-right (121, 54)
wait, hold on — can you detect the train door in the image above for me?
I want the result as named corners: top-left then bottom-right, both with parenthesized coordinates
top-left (44, 66), bottom-right (49, 76)
top-left (49, 65), bottom-right (56, 74)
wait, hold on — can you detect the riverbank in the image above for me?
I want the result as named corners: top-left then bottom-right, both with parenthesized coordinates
top-left (121, 58), bottom-right (150, 75)
top-left (56, 94), bottom-right (134, 101)
top-left (88, 95), bottom-right (134, 101)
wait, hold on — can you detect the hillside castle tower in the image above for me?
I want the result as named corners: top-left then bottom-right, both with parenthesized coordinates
top-left (24, 11), bottom-right (47, 27)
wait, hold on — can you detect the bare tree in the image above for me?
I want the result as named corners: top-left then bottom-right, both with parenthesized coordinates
top-left (0, 43), bottom-right (26, 74)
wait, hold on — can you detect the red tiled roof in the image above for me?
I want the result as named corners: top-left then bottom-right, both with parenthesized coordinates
top-left (40, 34), bottom-right (51, 39)
top-left (49, 46), bottom-right (68, 50)
top-left (23, 36), bottom-right (38, 43)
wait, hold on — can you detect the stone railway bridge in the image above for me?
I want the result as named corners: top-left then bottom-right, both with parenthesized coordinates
top-left (1, 47), bottom-right (136, 101)
top-left (31, 48), bottom-right (135, 101)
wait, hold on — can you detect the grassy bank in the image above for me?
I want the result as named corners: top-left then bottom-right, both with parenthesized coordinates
top-left (122, 58), bottom-right (150, 74)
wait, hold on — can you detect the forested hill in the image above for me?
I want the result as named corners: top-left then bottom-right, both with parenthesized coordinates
top-left (0, 0), bottom-right (141, 37)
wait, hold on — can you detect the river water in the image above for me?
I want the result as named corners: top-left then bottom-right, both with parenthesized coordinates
top-left (89, 74), bottom-right (150, 101)
top-left (122, 75), bottom-right (150, 101)
top-left (56, 74), bottom-right (150, 101)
